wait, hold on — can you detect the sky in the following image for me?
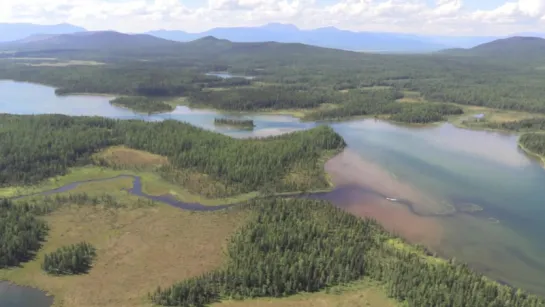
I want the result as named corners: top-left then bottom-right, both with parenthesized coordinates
top-left (0, 0), bottom-right (544, 35)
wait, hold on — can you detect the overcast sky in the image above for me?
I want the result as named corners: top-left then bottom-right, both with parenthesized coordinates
top-left (1, 0), bottom-right (544, 35)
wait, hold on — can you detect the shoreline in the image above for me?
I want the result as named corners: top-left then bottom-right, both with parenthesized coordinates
top-left (109, 101), bottom-right (175, 115)
top-left (2, 149), bottom-right (544, 305)
top-left (3, 79), bottom-right (541, 137)
top-left (518, 141), bottom-right (545, 167)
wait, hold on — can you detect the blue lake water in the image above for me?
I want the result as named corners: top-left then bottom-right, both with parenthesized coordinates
top-left (205, 72), bottom-right (255, 79)
top-left (1, 80), bottom-right (545, 303)
top-left (0, 281), bottom-right (53, 307)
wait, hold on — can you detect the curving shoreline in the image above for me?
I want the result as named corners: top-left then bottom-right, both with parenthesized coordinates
top-left (518, 141), bottom-right (545, 167)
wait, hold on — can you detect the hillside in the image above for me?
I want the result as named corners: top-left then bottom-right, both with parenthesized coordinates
top-left (0, 31), bottom-right (180, 51)
top-left (0, 33), bottom-right (361, 64)
top-left (0, 23), bottom-right (86, 42)
top-left (442, 36), bottom-right (545, 61)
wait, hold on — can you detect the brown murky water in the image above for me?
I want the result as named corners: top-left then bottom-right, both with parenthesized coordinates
top-left (324, 149), bottom-right (444, 246)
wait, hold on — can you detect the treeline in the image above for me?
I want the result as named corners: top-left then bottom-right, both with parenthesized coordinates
top-left (188, 86), bottom-right (338, 111)
top-left (0, 199), bottom-right (48, 268)
top-left (304, 89), bottom-right (463, 123)
top-left (110, 96), bottom-right (174, 114)
top-left (151, 198), bottom-right (545, 307)
top-left (42, 242), bottom-right (97, 275)
top-left (389, 103), bottom-right (463, 123)
top-left (214, 118), bottom-right (255, 128)
top-left (487, 118), bottom-right (545, 131)
top-left (0, 64), bottom-right (249, 97)
top-left (519, 133), bottom-right (545, 158)
top-left (0, 114), bottom-right (345, 197)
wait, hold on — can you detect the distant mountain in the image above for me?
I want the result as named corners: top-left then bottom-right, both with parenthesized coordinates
top-left (0, 23), bottom-right (86, 42)
top-left (422, 36), bottom-right (499, 49)
top-left (442, 36), bottom-right (545, 60)
top-left (148, 23), bottom-right (448, 53)
top-left (0, 32), bottom-right (355, 64)
top-left (0, 31), bottom-right (180, 51)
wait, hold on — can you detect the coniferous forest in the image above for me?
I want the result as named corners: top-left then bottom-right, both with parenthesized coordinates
top-left (42, 242), bottom-right (97, 275)
top-left (3, 37), bottom-right (545, 123)
top-left (519, 133), bottom-right (545, 158)
top-left (151, 198), bottom-right (545, 307)
top-left (213, 118), bottom-right (255, 128)
top-left (0, 199), bottom-right (48, 268)
top-left (0, 114), bottom-right (345, 196)
top-left (110, 96), bottom-right (175, 114)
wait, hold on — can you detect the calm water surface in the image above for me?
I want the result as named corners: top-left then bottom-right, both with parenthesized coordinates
top-left (205, 72), bottom-right (255, 79)
top-left (0, 281), bottom-right (53, 307)
top-left (1, 80), bottom-right (545, 301)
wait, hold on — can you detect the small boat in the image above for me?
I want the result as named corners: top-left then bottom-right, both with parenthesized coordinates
top-left (386, 197), bottom-right (398, 202)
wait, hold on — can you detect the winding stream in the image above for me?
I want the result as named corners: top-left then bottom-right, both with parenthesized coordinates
top-left (10, 175), bottom-right (496, 218)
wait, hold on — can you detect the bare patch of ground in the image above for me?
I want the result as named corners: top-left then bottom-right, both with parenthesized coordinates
top-left (213, 281), bottom-right (398, 307)
top-left (94, 146), bottom-right (168, 169)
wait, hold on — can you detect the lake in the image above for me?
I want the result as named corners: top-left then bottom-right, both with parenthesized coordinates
top-left (205, 72), bottom-right (255, 79)
top-left (0, 281), bottom-right (53, 307)
top-left (1, 80), bottom-right (545, 303)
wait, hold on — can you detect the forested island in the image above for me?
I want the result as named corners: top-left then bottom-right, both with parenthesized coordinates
top-left (213, 118), bottom-right (255, 129)
top-left (110, 96), bottom-right (174, 114)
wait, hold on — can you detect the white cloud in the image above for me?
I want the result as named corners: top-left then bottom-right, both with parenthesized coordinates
top-left (518, 0), bottom-right (545, 17)
top-left (0, 0), bottom-right (543, 35)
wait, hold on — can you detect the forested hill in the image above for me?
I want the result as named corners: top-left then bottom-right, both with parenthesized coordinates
top-left (441, 36), bottom-right (545, 61)
top-left (0, 31), bottom-right (180, 51)
top-left (0, 32), bottom-right (358, 62)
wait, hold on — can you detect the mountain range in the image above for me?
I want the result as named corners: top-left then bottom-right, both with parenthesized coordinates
top-left (1, 22), bottom-right (545, 58)
top-left (4, 22), bottom-right (545, 53)
top-left (0, 23), bottom-right (86, 42)
top-left (148, 23), bottom-right (448, 52)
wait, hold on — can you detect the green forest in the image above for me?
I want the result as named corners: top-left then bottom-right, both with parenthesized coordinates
top-left (2, 36), bottom-right (545, 123)
top-left (0, 114), bottom-right (345, 196)
top-left (304, 89), bottom-right (463, 123)
top-left (151, 198), bottom-right (545, 307)
top-left (487, 118), bottom-right (545, 132)
top-left (110, 96), bottom-right (174, 114)
top-left (519, 133), bottom-right (545, 158)
top-left (188, 86), bottom-right (335, 111)
top-left (42, 242), bottom-right (97, 275)
top-left (214, 118), bottom-right (255, 128)
top-left (0, 199), bottom-right (48, 268)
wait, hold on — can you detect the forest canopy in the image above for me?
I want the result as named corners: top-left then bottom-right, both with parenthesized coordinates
top-left (0, 114), bottom-right (345, 197)
top-left (42, 242), bottom-right (97, 275)
top-left (2, 36), bottom-right (545, 120)
top-left (110, 96), bottom-right (174, 114)
top-left (0, 199), bottom-right (48, 268)
top-left (152, 198), bottom-right (545, 307)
